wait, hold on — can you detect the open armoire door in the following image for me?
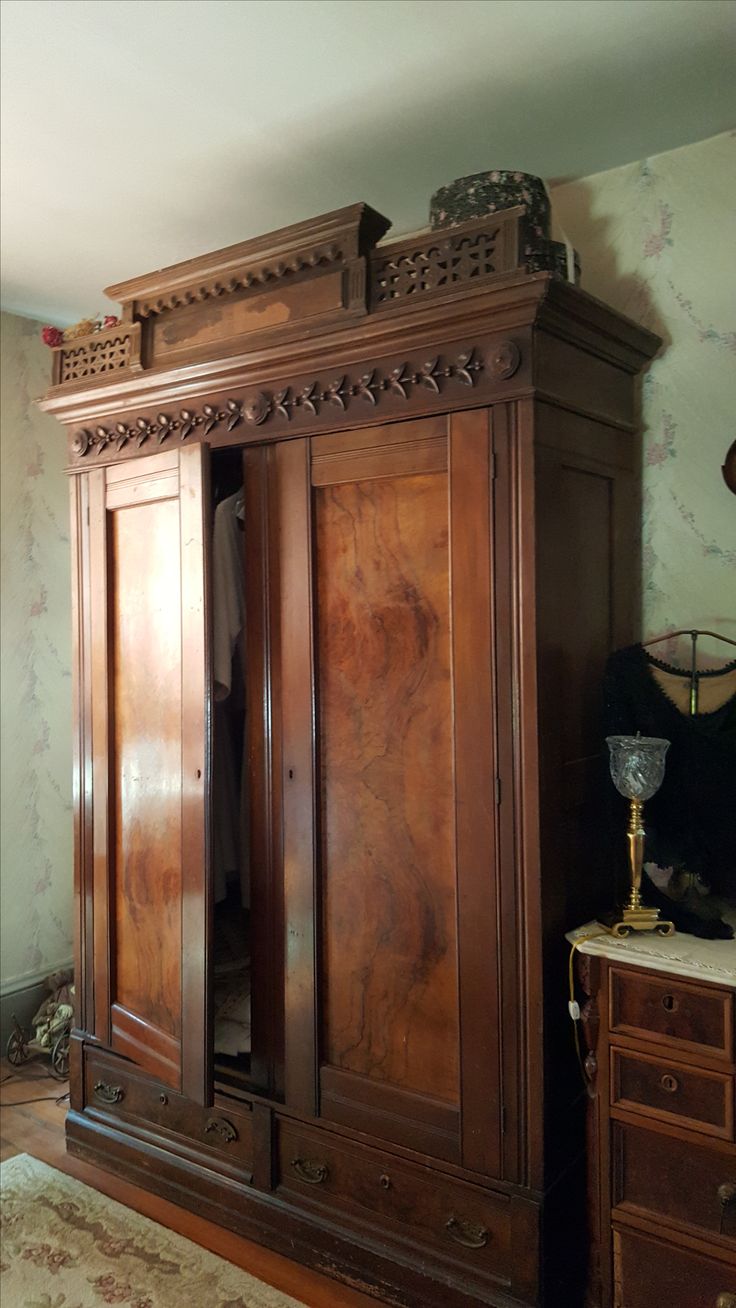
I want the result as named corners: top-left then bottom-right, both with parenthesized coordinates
top-left (72, 445), bottom-right (210, 1102)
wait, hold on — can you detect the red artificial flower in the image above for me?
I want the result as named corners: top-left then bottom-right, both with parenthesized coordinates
top-left (41, 326), bottom-right (64, 347)
top-left (102, 315), bottom-right (119, 329)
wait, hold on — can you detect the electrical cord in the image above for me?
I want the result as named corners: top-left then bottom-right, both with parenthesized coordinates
top-left (0, 1092), bottom-right (69, 1106)
top-left (568, 930), bottom-right (607, 1093)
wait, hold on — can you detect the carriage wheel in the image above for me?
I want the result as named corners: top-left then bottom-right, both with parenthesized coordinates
top-left (6, 1028), bottom-right (26, 1066)
top-left (50, 1034), bottom-right (70, 1080)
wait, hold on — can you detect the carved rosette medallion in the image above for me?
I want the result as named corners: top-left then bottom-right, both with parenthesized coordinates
top-left (489, 339), bottom-right (521, 380)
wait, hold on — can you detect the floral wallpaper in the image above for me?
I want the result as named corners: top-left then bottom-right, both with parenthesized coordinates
top-left (551, 130), bottom-right (736, 667)
top-left (0, 311), bottom-right (73, 995)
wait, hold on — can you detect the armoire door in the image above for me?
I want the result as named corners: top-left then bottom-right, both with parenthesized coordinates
top-left (275, 409), bottom-right (510, 1177)
top-left (77, 445), bottom-right (210, 1101)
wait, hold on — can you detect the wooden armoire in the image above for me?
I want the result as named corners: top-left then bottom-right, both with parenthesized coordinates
top-left (41, 202), bottom-right (660, 1308)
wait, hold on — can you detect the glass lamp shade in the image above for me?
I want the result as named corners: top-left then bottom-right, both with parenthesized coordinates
top-left (605, 734), bottom-right (669, 802)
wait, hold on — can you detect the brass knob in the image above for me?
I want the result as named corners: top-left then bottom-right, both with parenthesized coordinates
top-left (715, 1294), bottom-right (736, 1308)
top-left (660, 1073), bottom-right (679, 1094)
top-left (717, 1183), bottom-right (736, 1207)
top-left (159, 1093), bottom-right (168, 1105)
top-left (379, 1173), bottom-right (392, 1190)
top-left (661, 993), bottom-right (679, 1013)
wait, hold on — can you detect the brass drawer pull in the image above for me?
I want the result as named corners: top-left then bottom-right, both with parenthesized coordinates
top-left (444, 1215), bottom-right (489, 1250)
top-left (660, 1073), bottom-right (679, 1094)
top-left (93, 1080), bottom-right (125, 1105)
top-left (718, 1182), bottom-right (736, 1234)
top-left (291, 1156), bottom-right (329, 1185)
top-left (204, 1117), bottom-right (238, 1144)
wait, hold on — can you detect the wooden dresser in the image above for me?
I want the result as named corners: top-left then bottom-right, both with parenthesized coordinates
top-left (573, 926), bottom-right (736, 1308)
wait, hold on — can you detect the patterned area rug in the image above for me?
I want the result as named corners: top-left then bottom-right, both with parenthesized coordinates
top-left (0, 1154), bottom-right (306, 1308)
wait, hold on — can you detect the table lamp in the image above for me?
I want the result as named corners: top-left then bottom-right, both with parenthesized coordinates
top-left (604, 734), bottom-right (675, 938)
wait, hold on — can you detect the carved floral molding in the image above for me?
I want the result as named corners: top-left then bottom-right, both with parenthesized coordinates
top-left (70, 345), bottom-right (514, 458)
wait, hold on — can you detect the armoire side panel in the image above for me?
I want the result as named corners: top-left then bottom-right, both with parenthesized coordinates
top-left (316, 469), bottom-right (459, 1107)
top-left (533, 402), bottom-right (637, 1207)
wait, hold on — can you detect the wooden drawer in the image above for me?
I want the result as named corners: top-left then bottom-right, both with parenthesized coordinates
top-left (84, 1047), bottom-right (253, 1173)
top-left (275, 1118), bottom-right (513, 1288)
top-left (610, 967), bottom-right (733, 1062)
top-left (613, 1226), bottom-right (736, 1308)
top-left (611, 1047), bottom-right (734, 1140)
top-left (613, 1121), bottom-right (736, 1249)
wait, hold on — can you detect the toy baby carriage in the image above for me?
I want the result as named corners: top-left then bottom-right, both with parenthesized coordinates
top-left (6, 969), bottom-right (74, 1080)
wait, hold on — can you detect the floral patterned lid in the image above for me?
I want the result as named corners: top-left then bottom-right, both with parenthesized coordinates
top-left (429, 170), bottom-right (551, 237)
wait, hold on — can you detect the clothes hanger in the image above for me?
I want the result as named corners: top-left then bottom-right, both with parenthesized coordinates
top-left (641, 628), bottom-right (736, 649)
top-left (640, 629), bottom-right (736, 715)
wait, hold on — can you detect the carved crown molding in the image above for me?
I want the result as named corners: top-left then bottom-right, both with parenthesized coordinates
top-left (133, 243), bottom-right (344, 318)
top-left (105, 203), bottom-right (391, 319)
top-left (69, 344), bottom-right (511, 460)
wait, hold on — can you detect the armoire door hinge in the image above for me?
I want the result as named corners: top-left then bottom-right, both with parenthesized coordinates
top-left (495, 776), bottom-right (502, 805)
top-left (490, 450), bottom-right (497, 480)
top-left (500, 1105), bottom-right (506, 1136)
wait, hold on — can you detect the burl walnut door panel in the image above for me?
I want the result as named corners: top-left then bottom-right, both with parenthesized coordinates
top-left (276, 411), bottom-right (508, 1176)
top-left (82, 446), bottom-right (209, 1100)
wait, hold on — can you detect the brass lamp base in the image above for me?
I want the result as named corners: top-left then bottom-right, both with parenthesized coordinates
top-left (599, 904), bottom-right (675, 938)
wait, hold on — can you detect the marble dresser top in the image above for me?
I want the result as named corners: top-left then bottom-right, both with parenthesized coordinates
top-left (567, 915), bottom-right (736, 988)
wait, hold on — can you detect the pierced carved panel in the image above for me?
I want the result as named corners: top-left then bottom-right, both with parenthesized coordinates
top-left (372, 230), bottom-right (502, 304)
top-left (54, 323), bottom-right (141, 386)
top-left (370, 210), bottom-right (521, 309)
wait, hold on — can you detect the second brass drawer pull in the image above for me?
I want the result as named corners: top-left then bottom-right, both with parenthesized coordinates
top-left (204, 1117), bottom-right (238, 1144)
top-left (291, 1156), bottom-right (329, 1185)
top-left (660, 1073), bottom-right (679, 1094)
top-left (444, 1215), bottom-right (489, 1250)
top-left (93, 1080), bottom-right (125, 1105)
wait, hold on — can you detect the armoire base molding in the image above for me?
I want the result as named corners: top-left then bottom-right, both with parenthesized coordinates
top-left (66, 1109), bottom-right (533, 1308)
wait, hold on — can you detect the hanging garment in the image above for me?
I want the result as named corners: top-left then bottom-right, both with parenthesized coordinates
top-left (213, 490), bottom-right (245, 702)
top-left (212, 491), bottom-right (249, 906)
top-left (602, 644), bottom-right (736, 935)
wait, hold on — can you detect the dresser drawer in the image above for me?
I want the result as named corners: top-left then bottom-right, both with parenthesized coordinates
top-left (614, 1227), bottom-right (736, 1308)
top-left (613, 1121), bottom-right (736, 1248)
top-left (610, 967), bottom-right (733, 1062)
top-left (611, 1047), bottom-right (734, 1139)
top-left (84, 1048), bottom-right (253, 1173)
top-left (275, 1119), bottom-right (512, 1286)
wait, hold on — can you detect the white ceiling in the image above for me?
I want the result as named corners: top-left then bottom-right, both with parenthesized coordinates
top-left (2, 0), bottom-right (735, 324)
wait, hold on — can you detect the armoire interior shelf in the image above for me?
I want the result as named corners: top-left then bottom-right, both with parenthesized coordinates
top-left (41, 201), bottom-right (661, 1308)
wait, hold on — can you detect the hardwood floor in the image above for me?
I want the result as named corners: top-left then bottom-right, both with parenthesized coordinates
top-left (0, 1060), bottom-right (377, 1307)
